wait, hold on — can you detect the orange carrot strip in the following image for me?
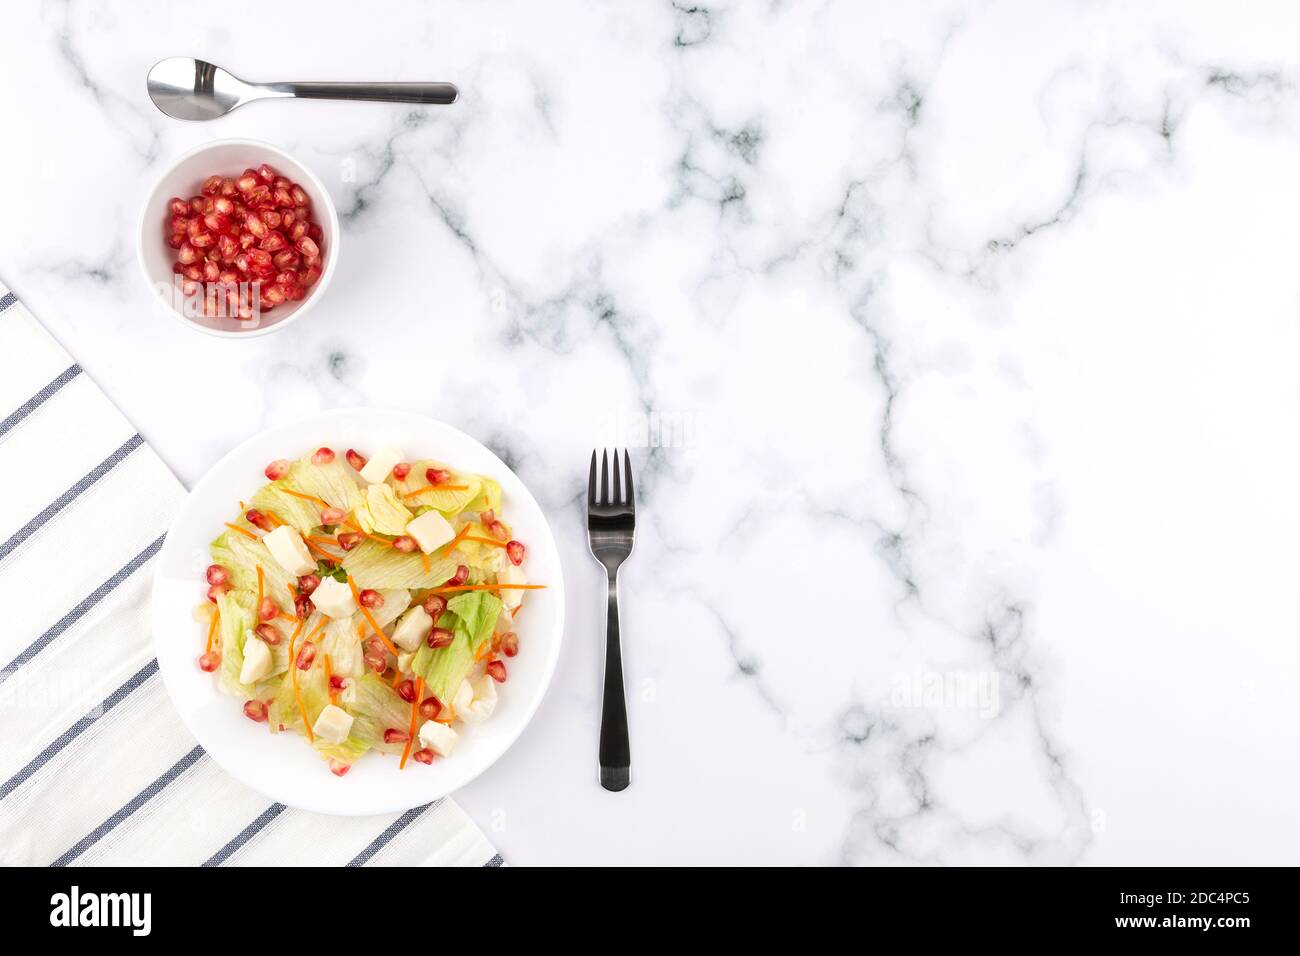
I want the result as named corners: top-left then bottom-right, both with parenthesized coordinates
top-left (224, 522), bottom-right (258, 540)
top-left (204, 608), bottom-right (220, 653)
top-left (256, 565), bottom-right (264, 611)
top-left (462, 535), bottom-right (508, 548)
top-left (399, 676), bottom-right (424, 769)
top-left (400, 484), bottom-right (469, 500)
top-left (266, 511), bottom-right (285, 527)
top-left (282, 488), bottom-right (330, 508)
top-left (304, 539), bottom-right (337, 561)
top-left (324, 654), bottom-right (336, 705)
top-left (287, 617), bottom-right (313, 743)
top-left (432, 583), bottom-right (547, 594)
top-left (421, 552), bottom-right (430, 573)
top-left (349, 577), bottom-right (398, 655)
top-left (437, 523), bottom-right (472, 555)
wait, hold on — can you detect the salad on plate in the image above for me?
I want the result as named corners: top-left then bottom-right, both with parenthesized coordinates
top-left (194, 444), bottom-right (543, 777)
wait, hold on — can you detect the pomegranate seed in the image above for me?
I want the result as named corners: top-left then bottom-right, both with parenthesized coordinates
top-left (166, 234), bottom-right (185, 249)
top-left (177, 242), bottom-right (198, 265)
top-left (392, 536), bottom-right (417, 553)
top-left (255, 623), bottom-right (281, 646)
top-left (328, 759), bottom-right (351, 777)
top-left (245, 508), bottom-right (273, 531)
top-left (206, 564), bottom-right (230, 586)
top-left (294, 594), bottom-right (315, 619)
top-left (296, 641), bottom-right (317, 670)
top-left (364, 654), bottom-right (387, 674)
top-left (383, 728), bottom-right (410, 744)
top-left (245, 215), bottom-right (268, 240)
top-left (425, 467), bottom-right (452, 485)
top-left (297, 236), bottom-right (320, 258)
top-left (243, 700), bottom-right (268, 722)
top-left (499, 632), bottom-right (520, 657)
top-left (427, 627), bottom-right (454, 649)
top-left (337, 531), bottom-right (363, 551)
top-left (289, 220), bottom-right (308, 241)
top-left (358, 589), bottom-right (384, 609)
top-left (303, 264), bottom-right (323, 287)
top-left (168, 197), bottom-right (190, 216)
top-left (392, 462), bottom-right (411, 481)
top-left (258, 597), bottom-right (279, 622)
top-left (486, 660), bottom-right (508, 683)
top-left (329, 674), bottom-right (347, 692)
top-left (506, 540), bottom-right (526, 565)
top-left (265, 459), bottom-right (291, 480)
top-left (261, 209), bottom-right (282, 229)
top-left (489, 520), bottom-right (510, 541)
top-left (201, 175), bottom-right (223, 195)
top-left (214, 196), bottom-right (235, 215)
top-left (198, 651), bottom-right (221, 672)
top-left (291, 185), bottom-right (309, 206)
top-left (419, 696), bottom-right (443, 720)
top-left (204, 212), bottom-right (231, 233)
top-left (320, 506), bottom-right (346, 525)
top-left (397, 679), bottom-right (416, 702)
top-left (236, 174), bottom-right (258, 193)
top-left (421, 594), bottom-right (448, 618)
top-left (312, 447), bottom-right (335, 464)
top-left (257, 163), bottom-right (276, 183)
top-left (479, 509), bottom-right (496, 525)
top-left (189, 197), bottom-right (204, 215)
top-left (446, 565), bottom-right (469, 586)
top-left (272, 250), bottom-right (300, 271)
top-left (203, 260), bottom-right (220, 282)
top-left (298, 573), bottom-right (321, 595)
top-left (412, 748), bottom-right (435, 765)
top-left (263, 285), bottom-right (286, 306)
top-left (207, 583), bottom-right (229, 602)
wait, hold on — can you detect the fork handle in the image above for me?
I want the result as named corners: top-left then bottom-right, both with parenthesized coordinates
top-left (599, 573), bottom-right (631, 791)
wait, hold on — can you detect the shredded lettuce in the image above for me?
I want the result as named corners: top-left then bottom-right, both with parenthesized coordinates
top-left (395, 463), bottom-right (482, 516)
top-left (467, 476), bottom-right (502, 515)
top-left (268, 663), bottom-right (330, 737)
top-left (320, 588), bottom-right (410, 677)
top-left (209, 528), bottom-right (297, 598)
top-left (216, 590), bottom-right (254, 697)
top-left (341, 539), bottom-right (458, 589)
top-left (411, 591), bottom-right (502, 704)
top-left (247, 454), bottom-right (362, 533)
top-left (347, 673), bottom-right (414, 754)
top-left (354, 483), bottom-right (413, 536)
top-left (454, 520), bottom-right (508, 573)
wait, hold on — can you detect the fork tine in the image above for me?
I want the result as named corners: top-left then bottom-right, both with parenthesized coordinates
top-left (623, 449), bottom-right (634, 511)
top-left (600, 449), bottom-right (609, 504)
top-left (588, 450), bottom-right (597, 509)
top-left (612, 449), bottom-right (621, 504)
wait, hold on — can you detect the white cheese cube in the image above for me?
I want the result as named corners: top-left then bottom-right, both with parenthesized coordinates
top-left (239, 630), bottom-right (272, 684)
top-left (418, 719), bottom-right (458, 757)
top-left (459, 673), bottom-right (498, 723)
top-left (359, 445), bottom-right (404, 484)
top-left (405, 510), bottom-right (455, 554)
top-left (452, 678), bottom-right (474, 717)
top-left (391, 606), bottom-right (433, 652)
top-left (262, 525), bottom-right (315, 577)
top-left (396, 650), bottom-right (415, 674)
top-left (311, 576), bottom-right (356, 619)
top-left (312, 704), bottom-right (354, 745)
top-left (497, 563), bottom-right (527, 611)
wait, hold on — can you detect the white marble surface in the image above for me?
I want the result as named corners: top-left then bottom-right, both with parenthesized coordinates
top-left (3, 0), bottom-right (1300, 865)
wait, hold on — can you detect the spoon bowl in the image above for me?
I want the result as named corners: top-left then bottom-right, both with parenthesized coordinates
top-left (147, 57), bottom-right (458, 121)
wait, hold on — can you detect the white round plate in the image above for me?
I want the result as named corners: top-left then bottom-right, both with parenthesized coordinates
top-left (152, 408), bottom-right (565, 815)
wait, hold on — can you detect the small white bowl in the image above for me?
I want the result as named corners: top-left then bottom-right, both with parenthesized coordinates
top-left (137, 139), bottom-right (340, 338)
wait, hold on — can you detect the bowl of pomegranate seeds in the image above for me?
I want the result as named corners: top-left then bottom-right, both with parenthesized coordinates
top-left (137, 139), bottom-right (339, 337)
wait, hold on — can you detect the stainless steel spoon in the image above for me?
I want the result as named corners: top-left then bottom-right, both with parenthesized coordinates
top-left (147, 57), bottom-right (459, 121)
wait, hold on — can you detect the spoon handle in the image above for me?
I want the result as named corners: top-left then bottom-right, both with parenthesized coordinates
top-left (270, 81), bottom-right (458, 105)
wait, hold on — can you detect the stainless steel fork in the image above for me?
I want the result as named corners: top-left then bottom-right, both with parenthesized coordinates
top-left (587, 449), bottom-right (635, 791)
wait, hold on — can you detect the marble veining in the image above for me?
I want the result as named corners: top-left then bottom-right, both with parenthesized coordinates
top-left (3, 0), bottom-right (1299, 864)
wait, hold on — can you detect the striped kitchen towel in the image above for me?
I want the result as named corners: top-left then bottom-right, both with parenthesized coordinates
top-left (0, 281), bottom-right (503, 867)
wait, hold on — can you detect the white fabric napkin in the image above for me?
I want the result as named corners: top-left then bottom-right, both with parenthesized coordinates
top-left (0, 281), bottom-right (502, 866)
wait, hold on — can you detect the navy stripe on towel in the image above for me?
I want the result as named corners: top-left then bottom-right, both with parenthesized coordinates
top-left (346, 801), bottom-right (440, 867)
top-left (203, 803), bottom-right (287, 866)
top-left (51, 744), bottom-right (206, 866)
top-left (0, 364), bottom-right (81, 440)
top-left (0, 433), bottom-right (144, 564)
top-left (0, 658), bottom-right (159, 801)
top-left (484, 853), bottom-right (505, 867)
top-left (0, 533), bottom-right (164, 686)
top-left (0, 292), bottom-right (17, 313)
